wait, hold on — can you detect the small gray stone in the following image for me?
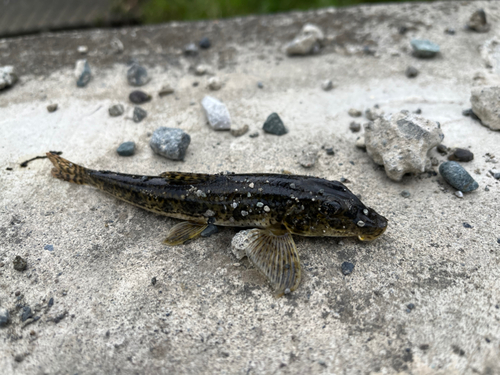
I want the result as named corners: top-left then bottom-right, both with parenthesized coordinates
top-left (77, 45), bottom-right (88, 54)
top-left (355, 136), bottom-right (366, 149)
top-left (263, 113), bottom-right (287, 135)
top-left (133, 107), bottom-right (147, 123)
top-left (439, 161), bottom-right (479, 192)
top-left (230, 124), bottom-right (249, 137)
top-left (249, 132), bottom-right (259, 138)
top-left (349, 122), bottom-right (361, 132)
top-left (108, 104), bottom-right (124, 117)
top-left (285, 24), bottom-right (324, 56)
top-left (207, 76), bottom-right (222, 91)
top-left (47, 104), bottom-right (58, 113)
top-left (470, 86), bottom-right (500, 130)
top-left (129, 90), bottom-right (151, 104)
top-left (75, 59), bottom-right (91, 87)
top-left (325, 147), bottom-right (334, 155)
top-left (199, 37), bottom-right (211, 49)
top-left (13, 256), bottom-right (27, 271)
top-left (364, 111), bottom-right (444, 181)
top-left (195, 64), bottom-right (209, 76)
top-left (444, 28), bottom-right (455, 35)
top-left (184, 43), bottom-right (198, 56)
top-left (150, 127), bottom-right (191, 161)
top-left (321, 79), bottom-right (334, 91)
top-left (127, 64), bottom-right (149, 87)
top-left (401, 190), bottom-right (411, 198)
top-left (201, 96), bottom-right (231, 130)
top-left (44, 244), bottom-right (54, 251)
top-left (448, 148), bottom-right (474, 162)
top-left (257, 82), bottom-right (264, 89)
top-left (411, 39), bottom-right (440, 58)
top-left (116, 142), bottom-right (136, 156)
top-left (299, 147), bottom-right (318, 168)
top-left (467, 9), bottom-right (489, 33)
top-left (158, 84), bottom-right (174, 97)
top-left (365, 107), bottom-right (384, 121)
top-left (110, 37), bottom-right (124, 53)
top-left (0, 66), bottom-right (18, 90)
top-left (21, 306), bottom-right (32, 322)
top-left (348, 108), bottom-right (362, 117)
top-left (341, 262), bottom-right (355, 276)
top-left (0, 307), bottom-right (9, 326)
top-left (489, 170), bottom-right (500, 180)
top-left (405, 66), bottom-right (419, 78)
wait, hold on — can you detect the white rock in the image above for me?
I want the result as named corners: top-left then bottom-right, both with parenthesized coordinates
top-left (479, 39), bottom-right (500, 74)
top-left (321, 79), bottom-right (334, 91)
top-left (364, 111), bottom-right (444, 181)
top-left (110, 37), bottom-right (124, 53)
top-left (201, 95), bottom-right (231, 130)
top-left (77, 45), bottom-right (88, 54)
top-left (0, 66), bottom-right (18, 90)
top-left (231, 229), bottom-right (254, 260)
top-left (207, 76), bottom-right (222, 91)
top-left (355, 135), bottom-right (366, 149)
top-left (285, 23), bottom-right (324, 56)
top-left (470, 86), bottom-right (500, 130)
top-left (195, 64), bottom-right (209, 76)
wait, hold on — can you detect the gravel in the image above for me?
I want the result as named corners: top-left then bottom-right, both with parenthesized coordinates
top-left (0, 308), bottom-right (9, 326)
top-left (47, 104), bottom-right (58, 113)
top-left (470, 86), bottom-right (500, 130)
top-left (116, 142), bottom-right (136, 156)
top-left (349, 122), bottom-right (361, 132)
top-left (467, 9), bottom-right (489, 32)
top-left (207, 76), bottom-right (222, 91)
top-left (285, 23), bottom-right (324, 56)
top-left (149, 127), bottom-right (191, 161)
top-left (201, 96), bottom-right (231, 130)
top-left (405, 66), bottom-right (419, 78)
top-left (199, 37), bottom-right (211, 49)
top-left (158, 84), bottom-right (175, 97)
top-left (448, 148), bottom-right (474, 162)
top-left (13, 256), bottom-right (27, 271)
top-left (411, 39), bottom-right (440, 58)
top-left (108, 104), bottom-right (124, 117)
top-left (129, 90), bottom-right (151, 104)
top-left (348, 108), bottom-right (362, 117)
top-left (321, 79), bottom-right (334, 91)
top-left (341, 262), bottom-right (355, 276)
top-left (0, 66), bottom-right (18, 90)
top-left (439, 161), bottom-right (479, 192)
top-left (127, 64), bottom-right (149, 86)
top-left (133, 107), bottom-right (147, 123)
top-left (263, 113), bottom-right (287, 135)
top-left (75, 59), bottom-right (91, 87)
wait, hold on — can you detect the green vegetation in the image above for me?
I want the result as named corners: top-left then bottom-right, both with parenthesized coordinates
top-left (139, 0), bottom-right (432, 23)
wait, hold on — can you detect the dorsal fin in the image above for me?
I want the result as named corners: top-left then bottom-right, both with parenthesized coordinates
top-left (159, 172), bottom-right (215, 185)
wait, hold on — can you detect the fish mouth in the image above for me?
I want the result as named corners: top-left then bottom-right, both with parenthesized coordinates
top-left (357, 216), bottom-right (388, 241)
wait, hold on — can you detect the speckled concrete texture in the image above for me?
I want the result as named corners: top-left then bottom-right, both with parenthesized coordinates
top-left (1, 1), bottom-right (500, 374)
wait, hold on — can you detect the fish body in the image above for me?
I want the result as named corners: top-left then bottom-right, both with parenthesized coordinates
top-left (47, 152), bottom-right (387, 295)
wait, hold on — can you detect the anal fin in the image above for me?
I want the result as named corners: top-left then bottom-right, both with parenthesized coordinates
top-left (163, 221), bottom-right (208, 246)
top-left (244, 229), bottom-right (301, 297)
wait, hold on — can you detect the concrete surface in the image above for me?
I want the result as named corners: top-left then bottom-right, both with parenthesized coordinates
top-left (1, 1), bottom-right (500, 374)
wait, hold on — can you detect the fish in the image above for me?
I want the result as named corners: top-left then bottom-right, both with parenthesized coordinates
top-left (46, 152), bottom-right (387, 296)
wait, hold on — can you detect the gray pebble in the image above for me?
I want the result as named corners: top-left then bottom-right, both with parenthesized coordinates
top-left (341, 262), bottom-right (355, 276)
top-left (199, 37), bottom-right (211, 49)
top-left (184, 43), bottom-right (198, 56)
top-left (263, 113), bottom-right (287, 135)
top-left (0, 308), bottom-right (9, 326)
top-left (110, 37), bottom-right (124, 53)
top-left (257, 82), bottom-right (264, 89)
top-left (201, 224), bottom-right (218, 237)
top-left (411, 39), bottom-right (440, 58)
top-left (150, 127), bottom-right (191, 161)
top-left (249, 132), bottom-right (259, 138)
top-left (48, 298), bottom-right (54, 308)
top-left (401, 190), bottom-right (411, 198)
top-left (127, 64), bottom-right (149, 86)
top-left (151, 277), bottom-right (157, 286)
top-left (75, 59), bottom-right (91, 87)
top-left (405, 66), bottom-right (419, 78)
top-left (21, 306), bottom-right (32, 322)
top-left (467, 9), bottom-right (489, 33)
top-left (437, 144), bottom-right (448, 155)
top-left (116, 142), bottom-right (136, 156)
top-left (44, 244), bottom-right (54, 251)
top-left (444, 28), bottom-right (455, 35)
top-left (325, 147), bottom-right (334, 155)
top-left (490, 170), bottom-right (500, 180)
top-left (133, 107), bottom-right (147, 123)
top-left (0, 65), bottom-right (18, 90)
top-left (47, 104), bottom-right (58, 113)
top-left (349, 122), bottom-right (361, 132)
top-left (13, 256), bottom-right (27, 271)
top-left (455, 190), bottom-right (464, 198)
top-left (348, 108), bottom-right (362, 117)
top-left (158, 84), bottom-right (174, 97)
top-left (321, 79), bottom-right (334, 91)
top-left (439, 161), bottom-right (479, 192)
top-left (201, 95), bottom-right (231, 130)
top-left (448, 148), bottom-right (474, 162)
top-left (230, 124), bottom-right (249, 137)
top-left (108, 104), bottom-right (124, 117)
top-left (129, 90), bottom-right (151, 104)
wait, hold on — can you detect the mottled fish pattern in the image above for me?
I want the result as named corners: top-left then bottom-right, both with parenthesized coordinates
top-left (47, 152), bottom-right (387, 295)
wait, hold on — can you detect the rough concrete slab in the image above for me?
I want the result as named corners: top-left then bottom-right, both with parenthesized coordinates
top-left (1, 1), bottom-right (500, 374)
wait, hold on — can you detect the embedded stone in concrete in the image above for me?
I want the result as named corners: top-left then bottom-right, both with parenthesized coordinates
top-left (405, 66), bottom-right (419, 78)
top-left (201, 95), bottom-right (231, 130)
top-left (470, 86), bottom-right (500, 130)
top-left (127, 64), bottom-right (149, 87)
top-left (231, 229), bottom-right (253, 260)
top-left (365, 106), bottom-right (384, 121)
top-left (108, 104), bottom-right (124, 117)
top-left (411, 39), bottom-right (440, 58)
top-left (0, 307), bottom-right (9, 326)
top-left (285, 23), bottom-right (324, 56)
top-left (132, 107), bottom-right (147, 123)
top-left (150, 127), bottom-right (191, 161)
top-left (364, 111), bottom-right (444, 181)
top-left (75, 59), bottom-right (91, 87)
top-left (199, 37), bottom-right (211, 49)
top-left (448, 148), bottom-right (474, 162)
top-left (467, 9), bottom-right (489, 33)
top-left (195, 64), bottom-right (209, 76)
top-left (439, 161), bottom-right (479, 192)
top-left (184, 43), bottom-right (198, 56)
top-left (116, 142), bottom-right (136, 156)
top-left (158, 84), bottom-right (175, 97)
top-left (129, 90), bottom-right (151, 104)
top-left (348, 108), bottom-right (362, 117)
top-left (263, 113), bottom-right (287, 135)
top-left (47, 103), bottom-right (58, 113)
top-left (207, 76), bottom-right (222, 91)
top-left (0, 66), bottom-right (18, 90)
top-left (321, 79), bottom-right (334, 91)
top-left (110, 37), bottom-right (124, 54)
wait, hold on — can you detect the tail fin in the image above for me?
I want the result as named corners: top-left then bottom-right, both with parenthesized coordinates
top-left (46, 152), bottom-right (91, 185)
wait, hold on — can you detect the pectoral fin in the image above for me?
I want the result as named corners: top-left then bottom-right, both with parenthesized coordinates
top-left (163, 221), bottom-right (208, 246)
top-left (244, 229), bottom-right (301, 296)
